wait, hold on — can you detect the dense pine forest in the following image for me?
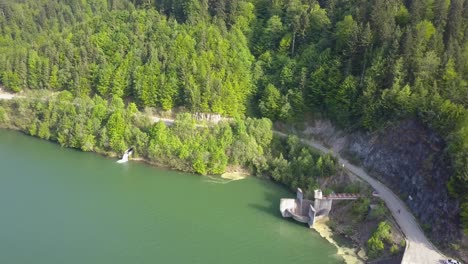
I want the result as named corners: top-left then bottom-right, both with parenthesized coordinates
top-left (1, 0), bottom-right (468, 240)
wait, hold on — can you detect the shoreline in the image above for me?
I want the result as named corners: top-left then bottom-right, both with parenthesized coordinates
top-left (0, 126), bottom-right (253, 179)
top-left (0, 127), bottom-right (362, 263)
top-left (313, 218), bottom-right (366, 264)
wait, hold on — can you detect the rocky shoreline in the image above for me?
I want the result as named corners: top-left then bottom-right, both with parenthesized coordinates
top-left (313, 218), bottom-right (366, 264)
top-left (299, 118), bottom-right (465, 262)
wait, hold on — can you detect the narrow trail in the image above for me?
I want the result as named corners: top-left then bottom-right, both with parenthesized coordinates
top-left (0, 88), bottom-right (16, 100)
top-left (148, 116), bottom-right (177, 125)
top-left (275, 131), bottom-right (446, 264)
top-left (1, 91), bottom-right (447, 263)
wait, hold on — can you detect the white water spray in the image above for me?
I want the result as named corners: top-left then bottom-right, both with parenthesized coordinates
top-left (117, 147), bottom-right (134, 163)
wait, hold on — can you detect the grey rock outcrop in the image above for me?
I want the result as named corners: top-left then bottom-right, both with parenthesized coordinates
top-left (346, 119), bottom-right (460, 247)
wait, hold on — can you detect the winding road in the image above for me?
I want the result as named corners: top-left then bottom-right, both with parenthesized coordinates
top-left (274, 131), bottom-right (446, 264)
top-left (0, 89), bottom-right (447, 263)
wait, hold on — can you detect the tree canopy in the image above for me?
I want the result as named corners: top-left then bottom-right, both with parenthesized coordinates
top-left (1, 0), bottom-right (468, 233)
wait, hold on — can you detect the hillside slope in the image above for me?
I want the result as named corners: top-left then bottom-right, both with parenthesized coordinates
top-left (1, 0), bottom-right (467, 254)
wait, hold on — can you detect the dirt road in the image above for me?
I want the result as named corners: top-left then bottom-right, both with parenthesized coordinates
top-left (0, 91), bottom-right (448, 263)
top-left (0, 89), bottom-right (16, 100)
top-left (275, 131), bottom-right (446, 264)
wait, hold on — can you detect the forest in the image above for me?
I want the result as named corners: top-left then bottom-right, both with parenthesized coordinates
top-left (0, 90), bottom-right (338, 197)
top-left (0, 0), bottom-right (468, 234)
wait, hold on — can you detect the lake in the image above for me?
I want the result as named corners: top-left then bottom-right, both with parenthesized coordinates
top-left (0, 130), bottom-right (341, 264)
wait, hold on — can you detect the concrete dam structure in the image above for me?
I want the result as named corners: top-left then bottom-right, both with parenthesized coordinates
top-left (280, 189), bottom-right (361, 228)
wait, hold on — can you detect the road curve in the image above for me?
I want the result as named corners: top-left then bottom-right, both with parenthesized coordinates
top-left (0, 91), bottom-right (447, 263)
top-left (275, 131), bottom-right (445, 264)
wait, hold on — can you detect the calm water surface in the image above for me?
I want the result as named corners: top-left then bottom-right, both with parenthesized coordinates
top-left (0, 130), bottom-right (341, 264)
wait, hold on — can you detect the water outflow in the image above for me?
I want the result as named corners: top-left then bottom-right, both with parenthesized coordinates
top-left (117, 147), bottom-right (134, 163)
top-left (117, 153), bottom-right (129, 163)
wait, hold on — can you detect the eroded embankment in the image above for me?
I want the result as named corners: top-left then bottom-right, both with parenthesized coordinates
top-left (313, 218), bottom-right (366, 264)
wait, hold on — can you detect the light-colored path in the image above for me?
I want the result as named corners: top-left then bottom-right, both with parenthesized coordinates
top-left (149, 116), bottom-right (177, 125)
top-left (275, 131), bottom-right (445, 264)
top-left (1, 90), bottom-right (447, 263)
top-left (0, 89), bottom-right (16, 100)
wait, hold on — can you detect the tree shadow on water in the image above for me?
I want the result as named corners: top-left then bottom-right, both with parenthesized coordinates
top-left (247, 191), bottom-right (286, 220)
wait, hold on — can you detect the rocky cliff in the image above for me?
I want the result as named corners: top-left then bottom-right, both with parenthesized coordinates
top-left (345, 119), bottom-right (460, 247)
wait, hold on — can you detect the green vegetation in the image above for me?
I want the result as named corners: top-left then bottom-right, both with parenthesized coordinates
top-left (0, 0), bottom-right (254, 116)
top-left (0, 92), bottom-right (336, 194)
top-left (369, 202), bottom-right (388, 221)
top-left (367, 221), bottom-right (395, 259)
top-left (0, 0), bottom-right (468, 233)
top-left (351, 198), bottom-right (370, 221)
top-left (461, 203), bottom-right (468, 233)
top-left (390, 244), bottom-right (399, 255)
top-left (0, 93), bottom-right (268, 175)
top-left (267, 135), bottom-right (337, 197)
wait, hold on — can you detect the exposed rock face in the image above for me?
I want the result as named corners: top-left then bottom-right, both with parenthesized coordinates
top-left (346, 119), bottom-right (460, 246)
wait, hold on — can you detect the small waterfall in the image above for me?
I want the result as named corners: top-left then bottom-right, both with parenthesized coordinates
top-left (117, 153), bottom-right (129, 163)
top-left (117, 147), bottom-right (134, 163)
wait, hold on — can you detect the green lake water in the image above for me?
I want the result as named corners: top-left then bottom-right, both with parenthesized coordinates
top-left (0, 130), bottom-right (342, 264)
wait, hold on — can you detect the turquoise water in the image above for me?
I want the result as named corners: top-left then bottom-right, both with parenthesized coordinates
top-left (0, 130), bottom-right (341, 264)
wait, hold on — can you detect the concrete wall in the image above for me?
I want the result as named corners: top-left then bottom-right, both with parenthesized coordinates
top-left (308, 205), bottom-right (316, 227)
top-left (280, 198), bottom-right (295, 217)
top-left (314, 199), bottom-right (333, 217)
